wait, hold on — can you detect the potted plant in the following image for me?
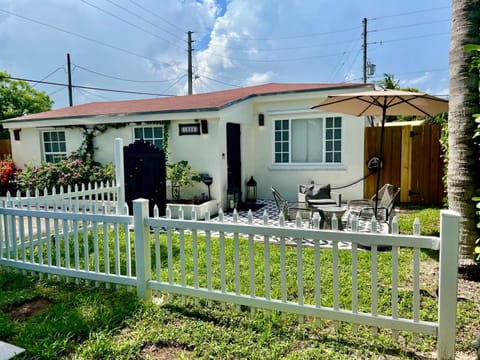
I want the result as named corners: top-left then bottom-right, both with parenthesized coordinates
top-left (166, 160), bottom-right (219, 219)
top-left (167, 160), bottom-right (202, 202)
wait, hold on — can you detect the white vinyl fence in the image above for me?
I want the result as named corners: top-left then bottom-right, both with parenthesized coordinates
top-left (0, 198), bottom-right (460, 360)
top-left (4, 181), bottom-right (122, 214)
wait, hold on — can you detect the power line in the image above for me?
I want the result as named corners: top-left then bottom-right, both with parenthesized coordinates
top-left (48, 87), bottom-right (66, 97)
top-left (200, 11), bottom-right (450, 55)
top-left (207, 37), bottom-right (360, 53)
top-left (194, 66), bottom-right (270, 89)
top-left (194, 76), bottom-right (222, 94)
top-left (193, 76), bottom-right (207, 94)
top-left (196, 24), bottom-right (360, 46)
top-left (6, 75), bottom-right (175, 97)
top-left (202, 29), bottom-right (448, 64)
top-left (0, 8), bottom-right (175, 68)
top-left (370, 19), bottom-right (450, 33)
top-left (73, 64), bottom-right (185, 83)
top-left (368, 32), bottom-right (450, 46)
top-left (205, 47), bottom-right (361, 64)
top-left (343, 48), bottom-right (362, 82)
top-left (196, 74), bottom-right (242, 89)
top-left (31, 66), bottom-right (64, 87)
top-left (76, 88), bottom-right (115, 102)
top-left (223, 25), bottom-right (361, 42)
top-left (79, 0), bottom-right (180, 48)
top-left (204, 18), bottom-right (449, 58)
top-left (160, 75), bottom-right (187, 94)
top-left (126, 0), bottom-right (185, 33)
top-left (330, 40), bottom-right (361, 82)
top-left (368, 68), bottom-right (448, 81)
top-left (104, 0), bottom-right (183, 41)
top-left (368, 5), bottom-right (450, 21)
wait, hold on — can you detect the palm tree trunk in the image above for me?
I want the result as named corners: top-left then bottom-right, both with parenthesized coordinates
top-left (448, 0), bottom-right (480, 266)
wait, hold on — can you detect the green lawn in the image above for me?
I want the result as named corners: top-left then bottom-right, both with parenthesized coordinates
top-left (0, 206), bottom-right (479, 359)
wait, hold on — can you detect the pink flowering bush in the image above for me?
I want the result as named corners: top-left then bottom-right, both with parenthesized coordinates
top-left (0, 156), bottom-right (17, 195)
top-left (15, 152), bottom-right (115, 193)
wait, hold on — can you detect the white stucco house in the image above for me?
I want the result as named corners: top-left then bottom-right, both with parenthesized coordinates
top-left (3, 82), bottom-right (374, 209)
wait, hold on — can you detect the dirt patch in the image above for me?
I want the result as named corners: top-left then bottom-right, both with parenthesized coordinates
top-left (8, 297), bottom-right (53, 322)
top-left (140, 343), bottom-right (192, 360)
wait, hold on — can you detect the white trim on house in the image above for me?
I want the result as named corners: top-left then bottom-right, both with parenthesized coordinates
top-left (269, 163), bottom-right (347, 171)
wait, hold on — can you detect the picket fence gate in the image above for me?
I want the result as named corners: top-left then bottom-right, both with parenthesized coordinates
top-left (0, 197), bottom-right (460, 360)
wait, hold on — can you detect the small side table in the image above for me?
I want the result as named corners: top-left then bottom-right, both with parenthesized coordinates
top-left (316, 206), bottom-right (347, 230)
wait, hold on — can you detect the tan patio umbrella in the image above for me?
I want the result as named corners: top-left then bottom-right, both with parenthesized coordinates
top-left (311, 89), bottom-right (448, 216)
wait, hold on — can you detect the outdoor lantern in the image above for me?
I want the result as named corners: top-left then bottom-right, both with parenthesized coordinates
top-left (227, 184), bottom-right (240, 211)
top-left (202, 175), bottom-right (213, 200)
top-left (246, 176), bottom-right (257, 203)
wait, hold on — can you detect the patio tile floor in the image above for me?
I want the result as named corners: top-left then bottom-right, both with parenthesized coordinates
top-left (204, 199), bottom-right (389, 249)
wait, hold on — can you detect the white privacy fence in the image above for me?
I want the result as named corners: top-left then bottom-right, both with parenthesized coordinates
top-left (0, 198), bottom-right (460, 360)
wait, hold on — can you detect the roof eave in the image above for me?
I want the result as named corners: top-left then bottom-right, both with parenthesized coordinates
top-left (3, 82), bottom-right (373, 126)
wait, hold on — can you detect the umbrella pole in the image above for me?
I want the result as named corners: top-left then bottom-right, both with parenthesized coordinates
top-left (374, 104), bottom-right (387, 218)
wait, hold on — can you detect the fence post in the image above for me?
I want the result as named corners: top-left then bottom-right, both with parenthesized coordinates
top-left (114, 138), bottom-right (126, 214)
top-left (133, 198), bottom-right (152, 302)
top-left (437, 210), bottom-right (460, 360)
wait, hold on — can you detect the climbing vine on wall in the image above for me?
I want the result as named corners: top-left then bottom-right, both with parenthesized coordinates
top-left (160, 120), bottom-right (170, 161)
top-left (65, 120), bottom-right (171, 162)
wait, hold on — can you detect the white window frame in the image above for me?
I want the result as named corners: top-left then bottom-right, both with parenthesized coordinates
top-left (42, 130), bottom-right (67, 163)
top-left (133, 125), bottom-right (164, 149)
top-left (270, 115), bottom-right (345, 170)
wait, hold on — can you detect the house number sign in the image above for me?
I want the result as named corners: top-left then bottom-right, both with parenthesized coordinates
top-left (179, 123), bottom-right (201, 135)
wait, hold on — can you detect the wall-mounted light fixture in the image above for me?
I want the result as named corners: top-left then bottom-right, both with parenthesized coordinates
top-left (258, 114), bottom-right (265, 127)
top-left (13, 129), bottom-right (21, 141)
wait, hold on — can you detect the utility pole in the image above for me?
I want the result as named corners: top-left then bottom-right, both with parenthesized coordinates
top-left (187, 31), bottom-right (194, 95)
top-left (67, 53), bottom-right (73, 106)
top-left (362, 18), bottom-right (367, 83)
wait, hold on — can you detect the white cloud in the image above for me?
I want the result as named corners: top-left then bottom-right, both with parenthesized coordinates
top-left (246, 72), bottom-right (275, 85)
top-left (400, 72), bottom-right (431, 88)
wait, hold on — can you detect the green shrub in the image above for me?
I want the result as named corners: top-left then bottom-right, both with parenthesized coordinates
top-left (15, 153), bottom-right (115, 193)
top-left (166, 160), bottom-right (202, 201)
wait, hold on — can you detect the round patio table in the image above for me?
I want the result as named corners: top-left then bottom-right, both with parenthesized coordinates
top-left (316, 206), bottom-right (347, 230)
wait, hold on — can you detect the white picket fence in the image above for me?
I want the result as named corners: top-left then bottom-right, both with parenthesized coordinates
top-left (3, 181), bottom-right (123, 214)
top-left (0, 198), bottom-right (460, 359)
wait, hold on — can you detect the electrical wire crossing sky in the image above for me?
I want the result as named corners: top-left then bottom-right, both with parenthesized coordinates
top-left (0, 0), bottom-right (451, 109)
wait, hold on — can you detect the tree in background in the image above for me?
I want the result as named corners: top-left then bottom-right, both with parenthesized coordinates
top-left (376, 73), bottom-right (424, 123)
top-left (448, 0), bottom-right (480, 267)
top-left (0, 71), bottom-right (53, 138)
top-left (377, 73), bottom-right (400, 90)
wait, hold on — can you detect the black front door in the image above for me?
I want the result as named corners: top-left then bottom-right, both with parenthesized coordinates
top-left (226, 123), bottom-right (241, 202)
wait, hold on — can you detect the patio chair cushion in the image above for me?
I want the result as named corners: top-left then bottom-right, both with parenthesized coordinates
top-left (299, 184), bottom-right (315, 194)
top-left (306, 198), bottom-right (338, 205)
top-left (301, 184), bottom-right (331, 200)
top-left (298, 184), bottom-right (341, 206)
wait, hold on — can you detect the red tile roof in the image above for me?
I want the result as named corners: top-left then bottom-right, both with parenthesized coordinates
top-left (4, 82), bottom-right (368, 122)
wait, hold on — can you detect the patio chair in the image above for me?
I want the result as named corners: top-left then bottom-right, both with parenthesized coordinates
top-left (297, 183), bottom-right (342, 206)
top-left (271, 186), bottom-right (316, 223)
top-left (347, 184), bottom-right (400, 226)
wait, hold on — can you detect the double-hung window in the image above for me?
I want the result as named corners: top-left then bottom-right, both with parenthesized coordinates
top-left (42, 130), bottom-right (66, 163)
top-left (273, 116), bottom-right (342, 165)
top-left (134, 126), bottom-right (164, 149)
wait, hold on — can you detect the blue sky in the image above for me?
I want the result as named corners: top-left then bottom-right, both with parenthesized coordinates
top-left (0, 0), bottom-right (451, 109)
